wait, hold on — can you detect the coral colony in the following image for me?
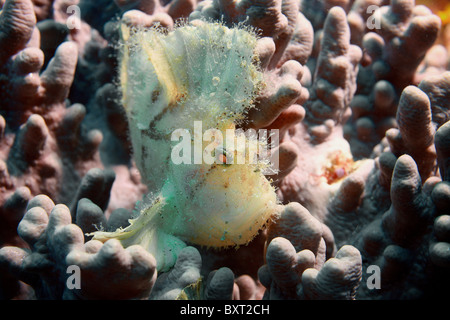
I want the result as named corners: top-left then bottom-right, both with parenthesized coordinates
top-left (0, 0), bottom-right (449, 301)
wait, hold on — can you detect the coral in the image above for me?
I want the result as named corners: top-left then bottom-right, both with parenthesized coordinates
top-left (150, 246), bottom-right (236, 300)
top-left (0, 0), bottom-right (449, 302)
top-left (303, 6), bottom-right (362, 142)
top-left (345, 0), bottom-right (442, 158)
top-left (0, 194), bottom-right (159, 299)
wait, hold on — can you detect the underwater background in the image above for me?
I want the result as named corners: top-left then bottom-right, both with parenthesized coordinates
top-left (0, 0), bottom-right (449, 300)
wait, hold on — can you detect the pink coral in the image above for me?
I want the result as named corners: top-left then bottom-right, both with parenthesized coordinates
top-left (0, 0), bottom-right (449, 302)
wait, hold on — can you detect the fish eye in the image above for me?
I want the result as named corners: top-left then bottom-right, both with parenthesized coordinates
top-left (215, 147), bottom-right (233, 165)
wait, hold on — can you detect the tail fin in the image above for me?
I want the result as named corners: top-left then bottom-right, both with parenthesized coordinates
top-left (88, 196), bottom-right (186, 272)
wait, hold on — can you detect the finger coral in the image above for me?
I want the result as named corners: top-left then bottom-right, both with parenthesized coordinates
top-left (0, 0), bottom-right (449, 302)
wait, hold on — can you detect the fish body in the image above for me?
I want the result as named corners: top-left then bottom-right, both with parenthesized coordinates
top-left (91, 21), bottom-right (280, 271)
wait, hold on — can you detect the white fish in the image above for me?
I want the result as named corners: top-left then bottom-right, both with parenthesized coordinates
top-left (90, 21), bottom-right (281, 272)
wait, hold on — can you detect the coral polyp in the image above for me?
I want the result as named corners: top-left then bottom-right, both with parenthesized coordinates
top-left (0, 0), bottom-right (449, 302)
top-left (320, 150), bottom-right (359, 185)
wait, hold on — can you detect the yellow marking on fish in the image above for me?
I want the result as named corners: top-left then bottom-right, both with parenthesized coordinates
top-left (142, 32), bottom-right (184, 106)
top-left (119, 23), bottom-right (131, 109)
